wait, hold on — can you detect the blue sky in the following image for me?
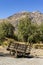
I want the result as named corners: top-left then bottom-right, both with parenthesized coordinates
top-left (0, 0), bottom-right (43, 19)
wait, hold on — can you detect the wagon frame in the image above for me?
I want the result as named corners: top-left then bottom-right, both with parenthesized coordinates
top-left (7, 42), bottom-right (30, 57)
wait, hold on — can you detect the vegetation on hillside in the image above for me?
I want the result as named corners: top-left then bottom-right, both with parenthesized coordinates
top-left (17, 16), bottom-right (43, 44)
top-left (0, 21), bottom-right (14, 45)
top-left (0, 16), bottom-right (43, 45)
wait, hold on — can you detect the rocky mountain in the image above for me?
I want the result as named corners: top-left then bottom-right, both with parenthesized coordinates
top-left (0, 11), bottom-right (43, 27)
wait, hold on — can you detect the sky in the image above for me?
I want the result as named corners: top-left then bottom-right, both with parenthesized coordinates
top-left (0, 0), bottom-right (43, 19)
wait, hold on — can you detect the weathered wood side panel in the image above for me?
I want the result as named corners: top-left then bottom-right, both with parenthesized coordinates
top-left (7, 42), bottom-right (30, 57)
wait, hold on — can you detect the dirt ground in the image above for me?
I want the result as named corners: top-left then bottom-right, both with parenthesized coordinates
top-left (30, 48), bottom-right (43, 57)
top-left (0, 57), bottom-right (43, 65)
top-left (0, 46), bottom-right (43, 65)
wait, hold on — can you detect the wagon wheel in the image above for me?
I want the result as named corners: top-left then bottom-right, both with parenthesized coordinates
top-left (10, 50), bottom-right (13, 55)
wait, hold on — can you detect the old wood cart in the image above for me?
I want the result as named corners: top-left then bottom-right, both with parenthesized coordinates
top-left (7, 42), bottom-right (30, 57)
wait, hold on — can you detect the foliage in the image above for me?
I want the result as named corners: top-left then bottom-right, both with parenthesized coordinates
top-left (13, 34), bottom-right (18, 41)
top-left (39, 23), bottom-right (43, 42)
top-left (17, 16), bottom-right (31, 42)
top-left (0, 16), bottom-right (43, 45)
top-left (17, 16), bottom-right (43, 43)
top-left (0, 21), bottom-right (14, 38)
top-left (0, 21), bottom-right (14, 45)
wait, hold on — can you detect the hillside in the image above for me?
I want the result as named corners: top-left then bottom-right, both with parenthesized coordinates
top-left (0, 11), bottom-right (43, 28)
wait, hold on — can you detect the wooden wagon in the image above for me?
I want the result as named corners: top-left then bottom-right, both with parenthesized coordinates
top-left (7, 42), bottom-right (30, 57)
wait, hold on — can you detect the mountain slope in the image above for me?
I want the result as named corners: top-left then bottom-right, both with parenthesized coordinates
top-left (0, 11), bottom-right (43, 27)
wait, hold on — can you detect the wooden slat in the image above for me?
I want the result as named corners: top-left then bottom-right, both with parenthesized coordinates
top-left (7, 42), bottom-right (29, 54)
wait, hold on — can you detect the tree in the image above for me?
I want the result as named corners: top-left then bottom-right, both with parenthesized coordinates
top-left (39, 22), bottom-right (43, 42)
top-left (0, 21), bottom-right (14, 40)
top-left (17, 16), bottom-right (31, 42)
top-left (18, 16), bottom-right (42, 44)
top-left (0, 23), bottom-right (5, 40)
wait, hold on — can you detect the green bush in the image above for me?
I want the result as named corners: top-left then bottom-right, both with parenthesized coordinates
top-left (0, 21), bottom-right (14, 45)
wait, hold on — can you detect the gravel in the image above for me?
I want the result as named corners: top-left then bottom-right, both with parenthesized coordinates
top-left (0, 57), bottom-right (43, 65)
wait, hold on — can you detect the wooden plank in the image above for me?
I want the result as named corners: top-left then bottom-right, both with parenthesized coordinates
top-left (7, 42), bottom-right (29, 54)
